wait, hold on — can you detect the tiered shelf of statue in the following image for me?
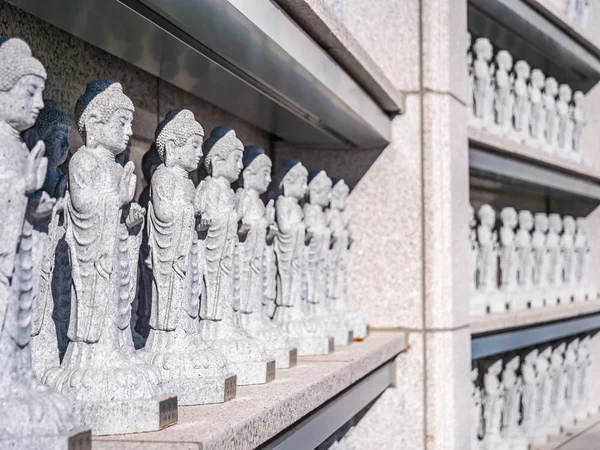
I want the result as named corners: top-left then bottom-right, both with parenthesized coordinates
top-left (467, 1), bottom-right (600, 449)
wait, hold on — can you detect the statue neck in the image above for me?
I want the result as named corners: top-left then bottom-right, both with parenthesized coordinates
top-left (170, 164), bottom-right (190, 179)
top-left (213, 175), bottom-right (231, 188)
top-left (89, 144), bottom-right (116, 162)
top-left (0, 121), bottom-right (21, 142)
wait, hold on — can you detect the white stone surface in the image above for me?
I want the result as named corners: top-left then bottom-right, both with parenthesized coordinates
top-left (0, 36), bottom-right (89, 448)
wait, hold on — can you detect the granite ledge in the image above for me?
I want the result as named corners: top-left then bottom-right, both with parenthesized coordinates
top-left (525, 0), bottom-right (600, 56)
top-left (94, 331), bottom-right (406, 450)
top-left (468, 125), bottom-right (600, 182)
top-left (471, 300), bottom-right (600, 335)
top-left (274, 0), bottom-right (405, 115)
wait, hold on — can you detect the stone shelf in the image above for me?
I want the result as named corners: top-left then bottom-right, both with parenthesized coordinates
top-left (469, 126), bottom-right (600, 182)
top-left (471, 300), bottom-right (600, 336)
top-left (468, 0), bottom-right (600, 91)
top-left (93, 331), bottom-right (406, 450)
top-left (469, 127), bottom-right (600, 200)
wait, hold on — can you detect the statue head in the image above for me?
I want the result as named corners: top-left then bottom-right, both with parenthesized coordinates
top-left (74, 80), bottom-right (134, 156)
top-left (514, 60), bottom-right (530, 79)
top-left (531, 69), bottom-right (545, 88)
top-left (576, 217), bottom-right (587, 235)
top-left (573, 90), bottom-right (584, 106)
top-left (22, 99), bottom-right (71, 169)
top-left (518, 210), bottom-right (533, 231)
top-left (307, 170), bottom-right (333, 208)
top-left (471, 367), bottom-right (478, 382)
top-left (500, 207), bottom-right (517, 229)
top-left (155, 109), bottom-right (204, 173)
top-left (241, 145), bottom-right (272, 194)
top-left (473, 37), bottom-right (492, 61)
top-left (548, 213), bottom-right (563, 233)
top-left (563, 215), bottom-right (576, 234)
top-left (0, 38), bottom-right (46, 132)
top-left (524, 348), bottom-right (539, 365)
top-left (466, 32), bottom-right (472, 50)
top-left (506, 355), bottom-right (520, 370)
top-left (534, 213), bottom-right (549, 232)
top-left (539, 345), bottom-right (552, 360)
top-left (330, 178), bottom-right (349, 211)
top-left (559, 84), bottom-right (572, 102)
top-left (279, 159), bottom-right (308, 200)
top-left (477, 204), bottom-right (495, 228)
top-left (545, 77), bottom-right (559, 95)
top-left (142, 143), bottom-right (161, 183)
top-left (202, 126), bottom-right (243, 182)
top-left (487, 358), bottom-right (503, 375)
top-left (495, 50), bottom-right (513, 71)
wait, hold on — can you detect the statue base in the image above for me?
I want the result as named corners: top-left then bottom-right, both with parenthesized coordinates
top-left (469, 292), bottom-right (488, 316)
top-left (74, 394), bottom-right (177, 435)
top-left (574, 287), bottom-right (587, 302)
top-left (575, 408), bottom-right (590, 422)
top-left (488, 292), bottom-right (507, 314)
top-left (530, 289), bottom-right (545, 308)
top-left (228, 359), bottom-right (276, 385)
top-left (240, 315), bottom-right (298, 369)
top-left (347, 310), bottom-right (368, 339)
top-left (587, 283), bottom-right (598, 301)
top-left (163, 374), bottom-right (236, 406)
top-left (544, 289), bottom-right (560, 306)
top-left (0, 427), bottom-right (91, 450)
top-left (291, 335), bottom-right (334, 356)
top-left (266, 347), bottom-right (297, 369)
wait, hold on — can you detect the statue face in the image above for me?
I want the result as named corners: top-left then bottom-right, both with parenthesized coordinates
top-left (479, 207), bottom-right (495, 227)
top-left (284, 173), bottom-right (307, 200)
top-left (214, 148), bottom-right (243, 183)
top-left (87, 108), bottom-right (133, 155)
top-left (168, 133), bottom-right (203, 173)
top-left (549, 215), bottom-right (562, 232)
top-left (44, 124), bottom-right (71, 168)
top-left (559, 86), bottom-right (572, 101)
top-left (564, 217), bottom-right (576, 234)
top-left (535, 215), bottom-right (548, 232)
top-left (519, 211), bottom-right (533, 230)
top-left (0, 74), bottom-right (45, 132)
top-left (244, 160), bottom-right (272, 194)
top-left (501, 208), bottom-right (517, 228)
top-left (309, 180), bottom-right (330, 207)
top-left (330, 186), bottom-right (348, 211)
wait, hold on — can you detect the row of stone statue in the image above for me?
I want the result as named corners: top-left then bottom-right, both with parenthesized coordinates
top-left (472, 334), bottom-right (598, 450)
top-left (467, 36), bottom-right (585, 162)
top-left (469, 205), bottom-right (596, 316)
top-left (566, 0), bottom-right (589, 26)
top-left (0, 37), bottom-right (366, 444)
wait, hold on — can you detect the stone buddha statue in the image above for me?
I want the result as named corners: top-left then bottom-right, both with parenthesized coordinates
top-left (0, 36), bottom-right (85, 448)
top-left (145, 110), bottom-right (235, 404)
top-left (44, 80), bottom-right (174, 435)
top-left (273, 160), bottom-right (333, 355)
top-left (305, 170), bottom-right (352, 346)
top-left (328, 178), bottom-right (367, 339)
top-left (23, 100), bottom-right (72, 377)
top-left (197, 126), bottom-right (274, 385)
top-left (235, 145), bottom-right (297, 369)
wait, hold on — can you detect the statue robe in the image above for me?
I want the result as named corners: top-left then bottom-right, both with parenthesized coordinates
top-left (147, 165), bottom-right (198, 334)
top-left (274, 196), bottom-right (305, 314)
top-left (327, 208), bottom-right (349, 310)
top-left (197, 176), bottom-right (238, 323)
top-left (0, 136), bottom-right (36, 388)
top-left (65, 146), bottom-right (136, 345)
top-left (236, 188), bottom-right (268, 317)
top-left (303, 202), bottom-right (331, 312)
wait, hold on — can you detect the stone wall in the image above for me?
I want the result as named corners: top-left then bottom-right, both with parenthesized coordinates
top-left (0, 1), bottom-right (272, 197)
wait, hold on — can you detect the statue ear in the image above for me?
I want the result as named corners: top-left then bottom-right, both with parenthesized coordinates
top-left (164, 138), bottom-right (176, 163)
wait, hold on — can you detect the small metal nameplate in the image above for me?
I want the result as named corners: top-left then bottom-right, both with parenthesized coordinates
top-left (225, 375), bottom-right (237, 401)
top-left (328, 337), bottom-right (335, 353)
top-left (68, 428), bottom-right (92, 450)
top-left (159, 396), bottom-right (178, 428)
top-left (348, 331), bottom-right (354, 342)
top-left (289, 348), bottom-right (298, 367)
top-left (266, 360), bottom-right (276, 382)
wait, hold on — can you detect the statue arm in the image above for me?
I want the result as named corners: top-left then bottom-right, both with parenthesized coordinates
top-left (275, 197), bottom-right (294, 234)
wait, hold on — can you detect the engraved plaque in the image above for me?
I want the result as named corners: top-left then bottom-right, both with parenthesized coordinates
top-left (328, 337), bottom-right (334, 353)
top-left (266, 360), bottom-right (276, 382)
top-left (289, 348), bottom-right (298, 367)
top-left (159, 396), bottom-right (178, 428)
top-left (68, 428), bottom-right (92, 450)
top-left (348, 331), bottom-right (354, 342)
top-left (224, 375), bottom-right (237, 401)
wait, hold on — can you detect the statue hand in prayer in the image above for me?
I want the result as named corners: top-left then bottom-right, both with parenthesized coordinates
top-left (27, 190), bottom-right (56, 220)
top-left (266, 223), bottom-right (278, 241)
top-left (126, 202), bottom-right (145, 228)
top-left (119, 160), bottom-right (136, 204)
top-left (173, 255), bottom-right (188, 278)
top-left (25, 140), bottom-right (48, 193)
top-left (238, 221), bottom-right (251, 237)
top-left (197, 216), bottom-right (212, 231)
top-left (305, 226), bottom-right (314, 244)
